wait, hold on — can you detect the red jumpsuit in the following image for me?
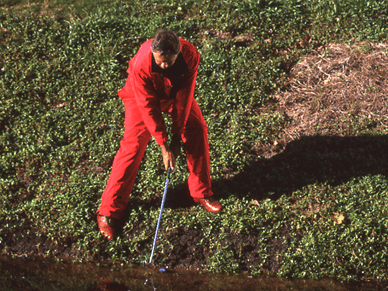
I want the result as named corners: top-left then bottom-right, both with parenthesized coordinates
top-left (97, 39), bottom-right (213, 219)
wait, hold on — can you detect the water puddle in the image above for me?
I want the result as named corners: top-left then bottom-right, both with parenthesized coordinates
top-left (0, 256), bottom-right (383, 290)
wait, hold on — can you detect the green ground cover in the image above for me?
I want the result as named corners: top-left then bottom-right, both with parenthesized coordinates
top-left (1, 0), bottom-right (388, 284)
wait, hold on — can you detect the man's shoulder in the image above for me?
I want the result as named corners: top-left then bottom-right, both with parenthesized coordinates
top-left (139, 39), bottom-right (153, 51)
top-left (129, 39), bottom-right (153, 75)
top-left (180, 39), bottom-right (200, 68)
top-left (180, 39), bottom-right (198, 54)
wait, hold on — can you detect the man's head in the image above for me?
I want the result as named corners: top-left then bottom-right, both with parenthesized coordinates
top-left (151, 29), bottom-right (180, 69)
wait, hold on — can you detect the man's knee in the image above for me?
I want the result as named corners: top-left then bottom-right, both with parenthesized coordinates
top-left (121, 130), bottom-right (150, 151)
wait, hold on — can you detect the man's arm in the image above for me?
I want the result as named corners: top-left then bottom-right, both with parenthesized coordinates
top-left (171, 42), bottom-right (200, 136)
top-left (133, 70), bottom-right (168, 146)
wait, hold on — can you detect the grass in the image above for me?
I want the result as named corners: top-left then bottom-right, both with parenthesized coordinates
top-left (1, 0), bottom-right (388, 284)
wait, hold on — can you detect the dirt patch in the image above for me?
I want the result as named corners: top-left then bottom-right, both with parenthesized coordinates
top-left (161, 227), bottom-right (207, 269)
top-left (0, 219), bottom-right (82, 259)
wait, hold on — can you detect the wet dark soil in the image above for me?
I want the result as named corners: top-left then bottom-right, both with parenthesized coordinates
top-left (1, 217), bottom-right (283, 273)
top-left (0, 256), bottom-right (384, 291)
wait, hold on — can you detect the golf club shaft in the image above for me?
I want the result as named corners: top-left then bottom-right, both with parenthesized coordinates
top-left (149, 167), bottom-right (171, 264)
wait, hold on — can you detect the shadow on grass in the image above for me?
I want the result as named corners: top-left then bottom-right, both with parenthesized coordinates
top-left (129, 134), bottom-right (388, 211)
top-left (213, 134), bottom-right (388, 201)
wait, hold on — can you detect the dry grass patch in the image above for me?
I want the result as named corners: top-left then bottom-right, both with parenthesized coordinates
top-left (276, 43), bottom-right (388, 143)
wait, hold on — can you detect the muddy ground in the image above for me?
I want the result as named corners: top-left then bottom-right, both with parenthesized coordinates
top-left (1, 42), bottom-right (388, 274)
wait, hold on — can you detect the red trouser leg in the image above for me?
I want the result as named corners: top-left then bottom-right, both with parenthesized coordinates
top-left (182, 100), bottom-right (213, 198)
top-left (97, 99), bottom-right (151, 219)
top-left (98, 98), bottom-right (213, 219)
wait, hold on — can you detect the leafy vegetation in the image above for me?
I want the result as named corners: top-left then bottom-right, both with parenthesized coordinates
top-left (1, 0), bottom-right (388, 284)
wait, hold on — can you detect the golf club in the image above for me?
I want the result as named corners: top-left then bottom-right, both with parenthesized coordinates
top-left (149, 167), bottom-right (171, 265)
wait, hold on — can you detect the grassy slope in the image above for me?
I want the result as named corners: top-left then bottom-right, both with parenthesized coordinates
top-left (1, 0), bottom-right (388, 282)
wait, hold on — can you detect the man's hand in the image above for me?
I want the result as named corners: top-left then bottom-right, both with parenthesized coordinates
top-left (160, 143), bottom-right (175, 171)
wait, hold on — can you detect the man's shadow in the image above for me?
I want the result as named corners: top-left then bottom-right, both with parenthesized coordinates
top-left (165, 134), bottom-right (388, 207)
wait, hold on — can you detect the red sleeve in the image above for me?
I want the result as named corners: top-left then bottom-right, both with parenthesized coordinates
top-left (133, 68), bottom-right (168, 146)
top-left (171, 42), bottom-right (200, 135)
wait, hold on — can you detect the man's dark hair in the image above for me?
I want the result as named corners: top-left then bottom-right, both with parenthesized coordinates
top-left (151, 29), bottom-right (181, 55)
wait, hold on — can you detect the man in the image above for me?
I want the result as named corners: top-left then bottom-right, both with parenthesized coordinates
top-left (97, 29), bottom-right (221, 240)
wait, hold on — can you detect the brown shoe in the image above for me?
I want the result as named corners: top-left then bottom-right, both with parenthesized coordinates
top-left (193, 197), bottom-right (222, 213)
top-left (97, 215), bottom-right (116, 240)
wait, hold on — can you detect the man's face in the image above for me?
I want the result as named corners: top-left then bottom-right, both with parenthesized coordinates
top-left (153, 51), bottom-right (178, 69)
